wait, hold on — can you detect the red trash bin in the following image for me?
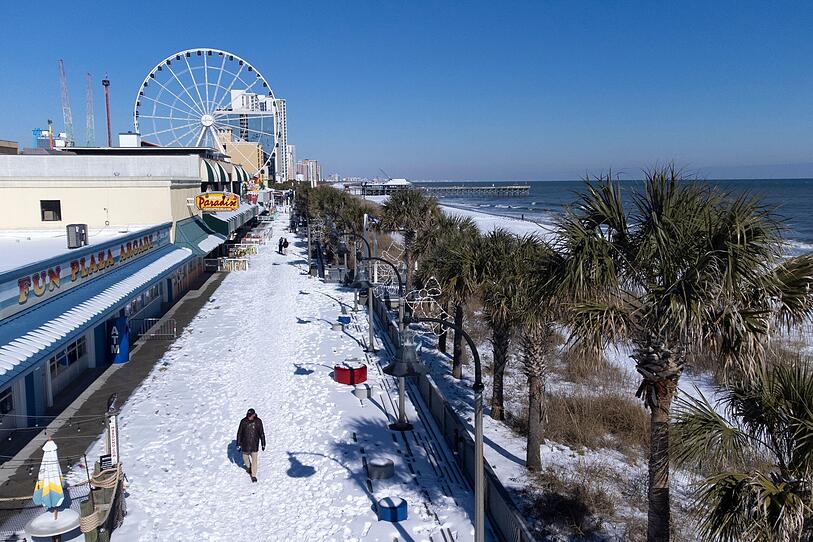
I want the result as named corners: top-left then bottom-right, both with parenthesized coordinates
top-left (334, 360), bottom-right (367, 385)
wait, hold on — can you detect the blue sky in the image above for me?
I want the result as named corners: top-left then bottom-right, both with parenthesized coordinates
top-left (1, 1), bottom-right (812, 180)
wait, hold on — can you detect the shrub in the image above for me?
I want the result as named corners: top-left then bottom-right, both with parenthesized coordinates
top-left (560, 343), bottom-right (627, 391)
top-left (545, 392), bottom-right (649, 456)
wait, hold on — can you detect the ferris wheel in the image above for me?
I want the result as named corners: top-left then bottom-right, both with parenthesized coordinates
top-left (133, 48), bottom-right (278, 176)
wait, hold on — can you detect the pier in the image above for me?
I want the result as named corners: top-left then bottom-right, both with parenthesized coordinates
top-left (422, 184), bottom-right (529, 197)
top-left (349, 182), bottom-right (530, 197)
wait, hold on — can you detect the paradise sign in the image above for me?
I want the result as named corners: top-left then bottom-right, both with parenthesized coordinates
top-left (195, 192), bottom-right (239, 212)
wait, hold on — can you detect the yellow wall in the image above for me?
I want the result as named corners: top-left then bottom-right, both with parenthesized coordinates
top-left (0, 180), bottom-right (200, 237)
top-left (224, 142), bottom-right (262, 173)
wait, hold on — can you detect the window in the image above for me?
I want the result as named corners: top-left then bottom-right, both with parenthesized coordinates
top-left (48, 336), bottom-right (87, 379)
top-left (0, 388), bottom-right (12, 414)
top-left (40, 200), bottom-right (62, 222)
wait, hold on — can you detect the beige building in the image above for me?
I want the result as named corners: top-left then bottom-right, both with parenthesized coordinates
top-left (0, 148), bottom-right (248, 240)
top-left (0, 140), bottom-right (18, 155)
top-left (217, 130), bottom-right (267, 184)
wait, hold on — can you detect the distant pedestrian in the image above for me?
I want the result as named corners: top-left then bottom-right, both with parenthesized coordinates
top-left (236, 408), bottom-right (265, 482)
top-left (278, 237), bottom-right (284, 254)
top-left (282, 238), bottom-right (289, 255)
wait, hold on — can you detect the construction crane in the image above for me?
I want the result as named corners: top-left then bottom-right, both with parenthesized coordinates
top-left (85, 73), bottom-right (95, 146)
top-left (57, 59), bottom-right (75, 147)
top-left (378, 168), bottom-right (392, 180)
top-left (102, 75), bottom-right (112, 147)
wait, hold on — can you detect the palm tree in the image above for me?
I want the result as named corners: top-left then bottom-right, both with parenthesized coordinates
top-left (472, 229), bottom-right (524, 420)
top-left (378, 189), bottom-right (441, 292)
top-left (673, 360), bottom-right (813, 541)
top-left (555, 166), bottom-right (813, 541)
top-left (514, 235), bottom-right (566, 470)
top-left (420, 216), bottom-right (481, 376)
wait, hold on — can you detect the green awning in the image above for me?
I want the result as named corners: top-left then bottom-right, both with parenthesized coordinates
top-left (234, 165), bottom-right (247, 183)
top-left (202, 204), bottom-right (259, 237)
top-left (175, 216), bottom-right (225, 256)
top-left (201, 160), bottom-right (216, 183)
top-left (216, 162), bottom-right (229, 183)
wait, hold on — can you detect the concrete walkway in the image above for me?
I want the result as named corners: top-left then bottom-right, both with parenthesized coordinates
top-left (96, 214), bottom-right (483, 541)
top-left (0, 214), bottom-right (488, 541)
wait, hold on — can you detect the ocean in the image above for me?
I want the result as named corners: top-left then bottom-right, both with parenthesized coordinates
top-left (415, 179), bottom-right (813, 255)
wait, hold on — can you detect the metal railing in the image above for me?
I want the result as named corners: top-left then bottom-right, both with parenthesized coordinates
top-left (370, 293), bottom-right (538, 542)
top-left (137, 318), bottom-right (177, 340)
top-left (228, 244), bottom-right (259, 258)
top-left (202, 257), bottom-right (250, 272)
top-left (220, 258), bottom-right (250, 271)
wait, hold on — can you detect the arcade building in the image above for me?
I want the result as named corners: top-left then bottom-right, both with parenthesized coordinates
top-left (0, 146), bottom-right (263, 439)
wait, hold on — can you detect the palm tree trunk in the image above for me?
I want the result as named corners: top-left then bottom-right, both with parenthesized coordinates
top-left (526, 373), bottom-right (544, 470)
top-left (490, 328), bottom-right (511, 421)
top-left (647, 379), bottom-right (677, 542)
top-left (438, 300), bottom-right (449, 354)
top-left (452, 304), bottom-right (464, 379)
top-left (523, 325), bottom-right (548, 471)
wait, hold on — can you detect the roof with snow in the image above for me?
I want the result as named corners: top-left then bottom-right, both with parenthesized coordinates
top-left (384, 178), bottom-right (412, 186)
top-left (0, 226), bottom-right (160, 274)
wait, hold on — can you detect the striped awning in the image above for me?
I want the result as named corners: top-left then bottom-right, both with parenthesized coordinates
top-left (215, 161), bottom-right (229, 183)
top-left (201, 159), bottom-right (217, 183)
top-left (232, 165), bottom-right (250, 183)
top-left (202, 159), bottom-right (229, 183)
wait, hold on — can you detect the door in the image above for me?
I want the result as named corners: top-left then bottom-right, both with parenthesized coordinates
top-left (24, 367), bottom-right (44, 426)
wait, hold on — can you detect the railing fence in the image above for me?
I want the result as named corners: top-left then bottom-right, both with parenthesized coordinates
top-left (370, 293), bottom-right (537, 542)
top-left (137, 318), bottom-right (177, 340)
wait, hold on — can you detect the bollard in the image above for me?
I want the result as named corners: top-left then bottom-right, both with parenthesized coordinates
top-left (80, 499), bottom-right (98, 542)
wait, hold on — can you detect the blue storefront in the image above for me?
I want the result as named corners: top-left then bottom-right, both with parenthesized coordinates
top-left (0, 223), bottom-right (195, 434)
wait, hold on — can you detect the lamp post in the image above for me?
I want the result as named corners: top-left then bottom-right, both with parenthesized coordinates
top-left (409, 316), bottom-right (484, 542)
top-left (351, 255), bottom-right (416, 431)
top-left (382, 331), bottom-right (423, 431)
top-left (344, 232), bottom-right (375, 348)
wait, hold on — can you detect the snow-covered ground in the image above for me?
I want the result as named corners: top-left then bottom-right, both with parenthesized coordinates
top-left (439, 205), bottom-right (553, 237)
top-left (362, 194), bottom-right (552, 237)
top-left (67, 212), bottom-right (485, 541)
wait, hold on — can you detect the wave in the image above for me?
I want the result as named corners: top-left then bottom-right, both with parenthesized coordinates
top-left (785, 240), bottom-right (813, 257)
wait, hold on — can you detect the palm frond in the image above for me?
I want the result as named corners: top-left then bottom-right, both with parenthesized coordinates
top-left (672, 387), bottom-right (752, 469)
top-left (694, 471), bottom-right (809, 542)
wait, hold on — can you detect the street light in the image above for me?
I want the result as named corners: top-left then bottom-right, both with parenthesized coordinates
top-left (408, 315), bottom-right (485, 542)
top-left (346, 232), bottom-right (375, 349)
top-left (382, 331), bottom-right (424, 431)
top-left (350, 265), bottom-right (376, 353)
top-left (351, 255), bottom-right (416, 432)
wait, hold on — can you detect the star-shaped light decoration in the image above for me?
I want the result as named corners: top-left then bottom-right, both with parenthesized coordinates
top-left (405, 276), bottom-right (450, 335)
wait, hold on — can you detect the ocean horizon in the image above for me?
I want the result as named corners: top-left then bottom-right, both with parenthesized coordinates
top-left (413, 178), bottom-right (813, 254)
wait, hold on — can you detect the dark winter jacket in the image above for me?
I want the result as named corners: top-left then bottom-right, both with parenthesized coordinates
top-left (237, 416), bottom-right (266, 453)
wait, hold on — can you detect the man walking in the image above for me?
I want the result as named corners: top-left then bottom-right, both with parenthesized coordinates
top-left (236, 408), bottom-right (265, 482)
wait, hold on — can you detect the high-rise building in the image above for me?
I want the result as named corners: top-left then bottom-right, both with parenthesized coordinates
top-left (274, 99), bottom-right (288, 183)
top-left (304, 159), bottom-right (321, 183)
top-left (286, 144), bottom-right (296, 181)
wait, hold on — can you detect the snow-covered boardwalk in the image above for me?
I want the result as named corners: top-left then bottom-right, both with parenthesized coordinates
top-left (101, 215), bottom-right (479, 541)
